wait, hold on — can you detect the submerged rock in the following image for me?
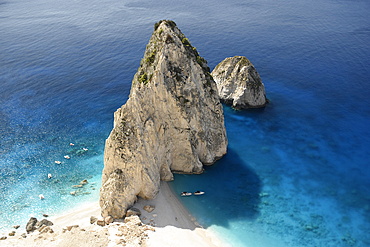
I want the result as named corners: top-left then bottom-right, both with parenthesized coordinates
top-left (143, 205), bottom-right (155, 213)
top-left (100, 20), bottom-right (228, 218)
top-left (80, 179), bottom-right (88, 185)
top-left (211, 56), bottom-right (267, 109)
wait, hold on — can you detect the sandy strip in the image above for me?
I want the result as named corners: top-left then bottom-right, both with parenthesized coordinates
top-left (0, 181), bottom-right (225, 247)
top-left (135, 181), bottom-right (225, 247)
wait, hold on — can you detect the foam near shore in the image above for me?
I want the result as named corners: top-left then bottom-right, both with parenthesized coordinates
top-left (0, 181), bottom-right (225, 247)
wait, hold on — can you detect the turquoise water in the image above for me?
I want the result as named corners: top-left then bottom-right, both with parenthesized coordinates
top-left (1, 0), bottom-right (369, 246)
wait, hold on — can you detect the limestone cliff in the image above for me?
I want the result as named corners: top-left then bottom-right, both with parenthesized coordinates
top-left (211, 56), bottom-right (267, 109)
top-left (100, 20), bottom-right (228, 218)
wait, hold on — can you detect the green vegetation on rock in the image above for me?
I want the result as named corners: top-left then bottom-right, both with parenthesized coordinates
top-left (196, 56), bottom-right (206, 66)
top-left (182, 38), bottom-right (191, 47)
top-left (146, 50), bottom-right (156, 64)
top-left (238, 56), bottom-right (251, 67)
top-left (138, 72), bottom-right (148, 84)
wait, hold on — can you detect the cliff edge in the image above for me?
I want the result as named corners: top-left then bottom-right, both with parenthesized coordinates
top-left (211, 56), bottom-right (267, 109)
top-left (100, 20), bottom-right (228, 219)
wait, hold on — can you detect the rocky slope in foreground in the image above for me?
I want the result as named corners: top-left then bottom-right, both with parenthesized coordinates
top-left (100, 20), bottom-right (228, 219)
top-left (211, 56), bottom-right (267, 109)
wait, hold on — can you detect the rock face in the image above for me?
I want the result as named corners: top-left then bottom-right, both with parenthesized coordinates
top-left (211, 56), bottom-right (267, 109)
top-left (100, 20), bottom-right (228, 219)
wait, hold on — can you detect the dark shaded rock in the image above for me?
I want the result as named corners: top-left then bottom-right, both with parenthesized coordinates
top-left (36, 219), bottom-right (54, 228)
top-left (97, 219), bottom-right (105, 227)
top-left (26, 217), bottom-right (38, 233)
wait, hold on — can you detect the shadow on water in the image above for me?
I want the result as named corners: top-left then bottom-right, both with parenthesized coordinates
top-left (171, 148), bottom-right (262, 228)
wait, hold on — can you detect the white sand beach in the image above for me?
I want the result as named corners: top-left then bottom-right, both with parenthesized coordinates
top-left (0, 182), bottom-right (225, 247)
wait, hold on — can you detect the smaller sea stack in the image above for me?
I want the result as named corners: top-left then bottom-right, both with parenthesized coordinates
top-left (211, 56), bottom-right (267, 109)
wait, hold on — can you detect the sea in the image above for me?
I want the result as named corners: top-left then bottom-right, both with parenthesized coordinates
top-left (1, 0), bottom-right (369, 246)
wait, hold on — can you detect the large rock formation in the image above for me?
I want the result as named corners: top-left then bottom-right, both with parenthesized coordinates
top-left (211, 56), bottom-right (267, 109)
top-left (100, 20), bottom-right (228, 219)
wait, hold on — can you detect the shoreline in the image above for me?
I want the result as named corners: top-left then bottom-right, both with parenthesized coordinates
top-left (0, 181), bottom-right (225, 247)
top-left (137, 181), bottom-right (225, 247)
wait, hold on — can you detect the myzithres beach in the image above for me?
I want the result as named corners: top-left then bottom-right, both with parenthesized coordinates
top-left (0, 0), bottom-right (369, 246)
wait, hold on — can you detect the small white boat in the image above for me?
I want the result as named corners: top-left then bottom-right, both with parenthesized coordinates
top-left (64, 155), bottom-right (70, 159)
top-left (48, 173), bottom-right (52, 179)
top-left (54, 160), bottom-right (62, 164)
top-left (180, 192), bottom-right (192, 196)
top-left (39, 194), bottom-right (45, 200)
top-left (194, 191), bottom-right (205, 195)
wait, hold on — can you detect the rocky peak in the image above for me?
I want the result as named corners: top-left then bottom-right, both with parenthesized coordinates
top-left (211, 56), bottom-right (267, 109)
top-left (100, 20), bottom-right (227, 219)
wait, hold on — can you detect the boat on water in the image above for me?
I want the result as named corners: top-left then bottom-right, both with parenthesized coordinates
top-left (180, 191), bottom-right (205, 196)
top-left (180, 192), bottom-right (192, 196)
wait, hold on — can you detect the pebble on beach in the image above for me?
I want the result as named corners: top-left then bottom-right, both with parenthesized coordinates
top-left (104, 216), bottom-right (114, 225)
top-left (90, 216), bottom-right (98, 224)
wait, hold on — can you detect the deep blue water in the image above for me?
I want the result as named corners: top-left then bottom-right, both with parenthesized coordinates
top-left (1, 0), bottom-right (369, 246)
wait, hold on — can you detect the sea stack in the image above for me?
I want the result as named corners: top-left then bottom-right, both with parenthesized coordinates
top-left (100, 20), bottom-right (228, 219)
top-left (211, 56), bottom-right (267, 109)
